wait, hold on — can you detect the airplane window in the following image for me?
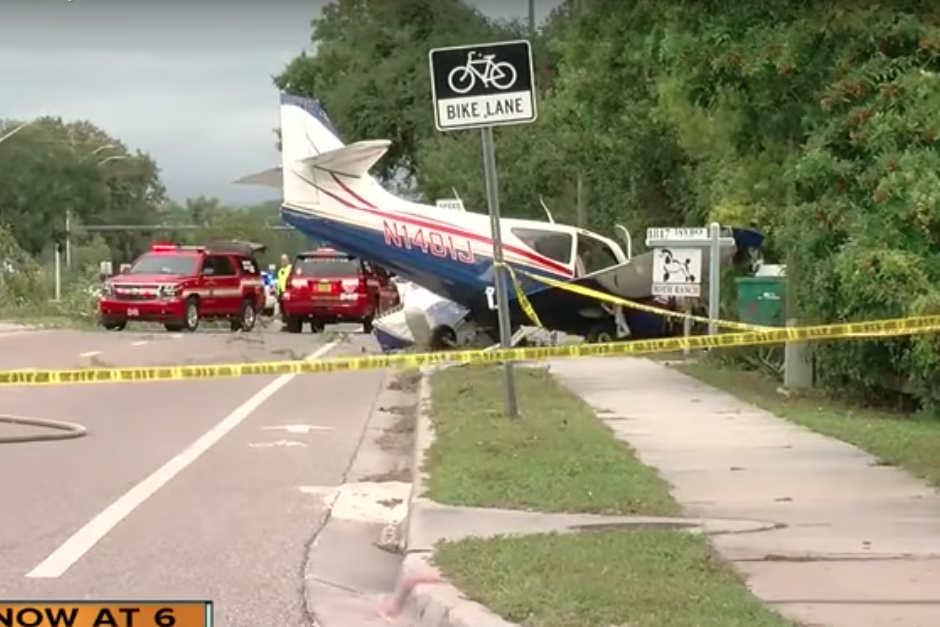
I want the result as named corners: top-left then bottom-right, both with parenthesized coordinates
top-left (576, 233), bottom-right (620, 275)
top-left (511, 228), bottom-right (573, 264)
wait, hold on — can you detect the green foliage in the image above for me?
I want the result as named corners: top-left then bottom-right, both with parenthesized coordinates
top-left (158, 197), bottom-right (311, 268)
top-left (657, 2), bottom-right (940, 405)
top-left (273, 0), bottom-right (514, 181)
top-left (0, 117), bottom-right (166, 262)
top-left (0, 222), bottom-right (99, 324)
top-left (0, 223), bottom-right (44, 307)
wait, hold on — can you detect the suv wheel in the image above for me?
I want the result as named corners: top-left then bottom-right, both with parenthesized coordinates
top-left (235, 298), bottom-right (257, 332)
top-left (102, 321), bottom-right (126, 332)
top-left (284, 315), bottom-right (303, 334)
top-left (183, 296), bottom-right (201, 332)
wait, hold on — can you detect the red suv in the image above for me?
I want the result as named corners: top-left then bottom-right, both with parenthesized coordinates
top-left (98, 241), bottom-right (267, 333)
top-left (280, 249), bottom-right (399, 333)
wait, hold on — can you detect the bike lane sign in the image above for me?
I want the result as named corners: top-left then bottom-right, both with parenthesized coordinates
top-left (429, 40), bottom-right (537, 131)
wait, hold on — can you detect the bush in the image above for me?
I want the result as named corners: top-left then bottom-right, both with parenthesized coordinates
top-left (0, 223), bottom-right (101, 325)
top-left (0, 223), bottom-right (47, 307)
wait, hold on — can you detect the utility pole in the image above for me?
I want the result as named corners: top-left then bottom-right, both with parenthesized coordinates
top-left (65, 209), bottom-right (71, 269)
top-left (527, 0), bottom-right (535, 33)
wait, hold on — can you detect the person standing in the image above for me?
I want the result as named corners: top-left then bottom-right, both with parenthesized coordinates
top-left (276, 253), bottom-right (292, 325)
top-left (276, 253), bottom-right (292, 296)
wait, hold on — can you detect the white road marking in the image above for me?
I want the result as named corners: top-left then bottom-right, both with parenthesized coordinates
top-left (25, 340), bottom-right (339, 579)
top-left (170, 334), bottom-right (183, 339)
top-left (79, 351), bottom-right (101, 358)
top-left (261, 424), bottom-right (334, 434)
top-left (248, 439), bottom-right (306, 448)
top-left (130, 340), bottom-right (148, 347)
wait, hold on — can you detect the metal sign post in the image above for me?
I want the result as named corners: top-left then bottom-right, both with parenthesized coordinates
top-left (481, 126), bottom-right (518, 416)
top-left (429, 40), bottom-right (538, 418)
top-left (646, 225), bottom-right (735, 352)
top-left (708, 222), bottom-right (722, 335)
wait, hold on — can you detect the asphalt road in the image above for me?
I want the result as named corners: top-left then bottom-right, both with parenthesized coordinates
top-left (0, 322), bottom-right (389, 627)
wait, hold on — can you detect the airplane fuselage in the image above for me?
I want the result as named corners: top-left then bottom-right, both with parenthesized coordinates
top-left (281, 203), bottom-right (564, 330)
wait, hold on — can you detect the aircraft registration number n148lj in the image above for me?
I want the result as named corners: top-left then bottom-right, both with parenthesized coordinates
top-left (383, 220), bottom-right (475, 264)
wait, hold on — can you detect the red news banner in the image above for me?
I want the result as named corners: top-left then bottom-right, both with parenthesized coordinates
top-left (0, 602), bottom-right (212, 627)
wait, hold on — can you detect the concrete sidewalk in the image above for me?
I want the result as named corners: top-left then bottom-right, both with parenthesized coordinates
top-left (549, 357), bottom-right (940, 627)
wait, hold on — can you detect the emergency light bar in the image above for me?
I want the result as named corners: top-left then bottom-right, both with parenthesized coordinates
top-left (150, 243), bottom-right (205, 252)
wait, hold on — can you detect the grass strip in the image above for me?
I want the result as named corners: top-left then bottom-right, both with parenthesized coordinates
top-left (435, 530), bottom-right (794, 627)
top-left (424, 365), bottom-right (679, 516)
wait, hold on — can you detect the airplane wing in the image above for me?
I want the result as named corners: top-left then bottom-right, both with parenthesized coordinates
top-left (301, 140), bottom-right (391, 178)
top-left (233, 167), bottom-right (281, 187)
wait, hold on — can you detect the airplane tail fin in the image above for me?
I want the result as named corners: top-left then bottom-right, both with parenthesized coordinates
top-left (236, 94), bottom-right (391, 205)
top-left (280, 93), bottom-right (389, 207)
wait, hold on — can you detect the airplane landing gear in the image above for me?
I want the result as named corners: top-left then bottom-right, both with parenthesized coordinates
top-left (586, 319), bottom-right (618, 344)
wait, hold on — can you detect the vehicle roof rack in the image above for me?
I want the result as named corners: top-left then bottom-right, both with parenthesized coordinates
top-left (205, 240), bottom-right (267, 256)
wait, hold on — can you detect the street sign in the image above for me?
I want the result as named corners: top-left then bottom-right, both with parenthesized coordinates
top-left (429, 40), bottom-right (537, 132)
top-left (428, 39), bottom-right (541, 418)
top-left (646, 227), bottom-right (709, 243)
top-left (651, 247), bottom-right (703, 297)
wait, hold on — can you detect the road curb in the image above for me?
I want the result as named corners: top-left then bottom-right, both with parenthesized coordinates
top-left (382, 365), bottom-right (522, 627)
top-left (384, 553), bottom-right (518, 627)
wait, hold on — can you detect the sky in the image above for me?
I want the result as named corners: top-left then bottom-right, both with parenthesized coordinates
top-left (0, 0), bottom-right (560, 206)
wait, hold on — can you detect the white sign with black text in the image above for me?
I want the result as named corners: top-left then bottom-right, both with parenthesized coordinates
top-left (429, 40), bottom-right (538, 131)
top-left (651, 247), bottom-right (703, 297)
top-left (646, 227), bottom-right (709, 244)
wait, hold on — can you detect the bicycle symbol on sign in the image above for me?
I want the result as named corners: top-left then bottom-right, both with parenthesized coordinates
top-left (447, 52), bottom-right (518, 95)
top-left (658, 248), bottom-right (697, 283)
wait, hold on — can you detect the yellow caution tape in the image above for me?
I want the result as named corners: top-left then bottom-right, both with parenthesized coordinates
top-left (515, 267), bottom-right (768, 332)
top-left (1, 314), bottom-right (939, 387)
top-left (498, 262), bottom-right (544, 328)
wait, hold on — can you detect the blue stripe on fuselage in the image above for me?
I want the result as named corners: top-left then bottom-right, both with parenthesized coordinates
top-left (280, 206), bottom-right (557, 307)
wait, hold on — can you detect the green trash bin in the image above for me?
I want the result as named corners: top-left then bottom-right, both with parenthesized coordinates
top-left (736, 276), bottom-right (785, 327)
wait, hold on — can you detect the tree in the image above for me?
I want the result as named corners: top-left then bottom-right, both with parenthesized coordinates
top-left (159, 198), bottom-right (311, 268)
top-left (0, 117), bottom-right (166, 262)
top-left (273, 0), bottom-right (517, 182)
top-left (615, 1), bottom-right (940, 405)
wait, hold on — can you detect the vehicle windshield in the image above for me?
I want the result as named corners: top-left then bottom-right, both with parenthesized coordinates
top-left (128, 253), bottom-right (199, 276)
top-left (294, 256), bottom-right (360, 277)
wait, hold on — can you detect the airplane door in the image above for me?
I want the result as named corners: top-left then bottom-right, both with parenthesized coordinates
top-left (375, 266), bottom-right (398, 311)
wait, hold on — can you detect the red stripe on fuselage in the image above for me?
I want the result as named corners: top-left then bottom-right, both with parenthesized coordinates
top-left (326, 173), bottom-right (572, 276)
